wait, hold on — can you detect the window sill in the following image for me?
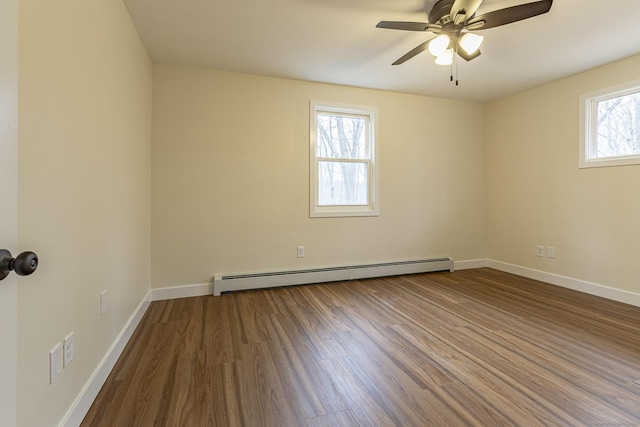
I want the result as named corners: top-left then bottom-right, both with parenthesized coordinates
top-left (310, 208), bottom-right (379, 218)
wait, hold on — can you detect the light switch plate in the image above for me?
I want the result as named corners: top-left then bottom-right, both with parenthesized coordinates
top-left (547, 246), bottom-right (556, 259)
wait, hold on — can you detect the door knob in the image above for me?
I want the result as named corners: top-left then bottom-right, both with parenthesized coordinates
top-left (0, 249), bottom-right (39, 281)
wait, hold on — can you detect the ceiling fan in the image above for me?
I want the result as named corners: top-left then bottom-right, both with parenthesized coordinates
top-left (377, 0), bottom-right (553, 76)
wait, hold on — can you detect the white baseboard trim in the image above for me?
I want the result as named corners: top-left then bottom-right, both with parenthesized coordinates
top-left (149, 259), bottom-right (486, 300)
top-left (150, 259), bottom-right (640, 306)
top-left (454, 259), bottom-right (488, 270)
top-left (60, 289), bottom-right (152, 427)
top-left (488, 259), bottom-right (640, 308)
top-left (151, 282), bottom-right (214, 301)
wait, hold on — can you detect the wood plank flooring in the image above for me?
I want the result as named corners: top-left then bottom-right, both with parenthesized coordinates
top-left (81, 268), bottom-right (640, 426)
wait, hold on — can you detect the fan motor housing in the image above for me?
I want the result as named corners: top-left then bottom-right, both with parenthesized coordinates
top-left (429, 0), bottom-right (456, 25)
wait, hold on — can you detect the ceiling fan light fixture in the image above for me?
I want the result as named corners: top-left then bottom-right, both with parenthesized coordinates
top-left (435, 49), bottom-right (453, 66)
top-left (428, 35), bottom-right (450, 57)
top-left (459, 33), bottom-right (484, 55)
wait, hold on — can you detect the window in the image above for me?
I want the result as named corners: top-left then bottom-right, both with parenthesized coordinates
top-left (580, 79), bottom-right (640, 168)
top-left (310, 101), bottom-right (378, 217)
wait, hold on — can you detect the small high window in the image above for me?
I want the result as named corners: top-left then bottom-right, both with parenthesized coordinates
top-left (580, 80), bottom-right (640, 168)
top-left (310, 101), bottom-right (378, 217)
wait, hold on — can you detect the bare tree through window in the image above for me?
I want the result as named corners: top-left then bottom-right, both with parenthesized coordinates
top-left (595, 91), bottom-right (640, 158)
top-left (316, 113), bottom-right (369, 206)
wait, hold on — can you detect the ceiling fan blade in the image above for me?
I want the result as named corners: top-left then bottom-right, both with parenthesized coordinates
top-left (376, 21), bottom-right (433, 32)
top-left (450, 0), bottom-right (484, 23)
top-left (392, 40), bottom-right (431, 65)
top-left (457, 48), bottom-right (481, 61)
top-left (467, 0), bottom-right (552, 30)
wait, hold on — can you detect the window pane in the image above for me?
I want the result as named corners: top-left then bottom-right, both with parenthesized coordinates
top-left (316, 113), bottom-right (369, 159)
top-left (595, 91), bottom-right (640, 158)
top-left (318, 161), bottom-right (368, 206)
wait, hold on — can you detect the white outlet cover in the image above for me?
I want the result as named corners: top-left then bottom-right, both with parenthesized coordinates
top-left (49, 343), bottom-right (62, 384)
top-left (63, 332), bottom-right (74, 368)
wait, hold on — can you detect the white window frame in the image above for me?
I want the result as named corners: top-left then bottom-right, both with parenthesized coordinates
top-left (310, 100), bottom-right (379, 218)
top-left (579, 79), bottom-right (640, 168)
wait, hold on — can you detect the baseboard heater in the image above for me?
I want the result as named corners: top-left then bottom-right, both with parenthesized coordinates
top-left (213, 257), bottom-right (453, 296)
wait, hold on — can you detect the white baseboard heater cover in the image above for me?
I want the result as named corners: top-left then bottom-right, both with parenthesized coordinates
top-left (213, 257), bottom-right (453, 296)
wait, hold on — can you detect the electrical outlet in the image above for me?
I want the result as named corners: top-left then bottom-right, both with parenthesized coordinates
top-left (100, 290), bottom-right (107, 316)
top-left (49, 343), bottom-right (62, 384)
top-left (297, 246), bottom-right (304, 258)
top-left (536, 245), bottom-right (544, 257)
top-left (547, 246), bottom-right (556, 259)
top-left (63, 332), bottom-right (74, 368)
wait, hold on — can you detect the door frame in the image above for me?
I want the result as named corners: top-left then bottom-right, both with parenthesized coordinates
top-left (0, 0), bottom-right (19, 425)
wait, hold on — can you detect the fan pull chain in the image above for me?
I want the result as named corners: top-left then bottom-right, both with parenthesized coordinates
top-left (451, 44), bottom-right (458, 86)
top-left (456, 52), bottom-right (459, 86)
top-left (450, 60), bottom-right (453, 82)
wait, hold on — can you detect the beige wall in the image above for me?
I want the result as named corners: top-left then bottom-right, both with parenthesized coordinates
top-left (152, 64), bottom-right (487, 288)
top-left (486, 54), bottom-right (640, 294)
top-left (18, 1), bottom-right (152, 426)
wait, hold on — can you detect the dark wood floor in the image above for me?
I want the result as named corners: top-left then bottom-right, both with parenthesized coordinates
top-left (81, 268), bottom-right (640, 426)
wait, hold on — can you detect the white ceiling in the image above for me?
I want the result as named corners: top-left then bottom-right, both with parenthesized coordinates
top-left (124, 0), bottom-right (640, 103)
